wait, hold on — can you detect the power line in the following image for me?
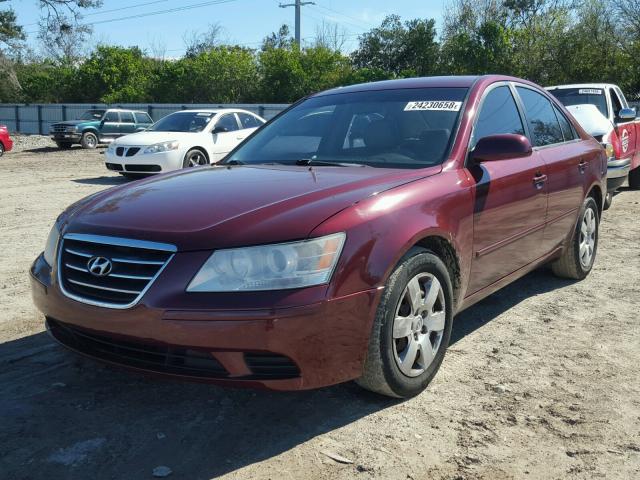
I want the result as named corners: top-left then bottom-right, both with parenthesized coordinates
top-left (25, 0), bottom-right (240, 35)
top-left (313, 3), bottom-right (374, 30)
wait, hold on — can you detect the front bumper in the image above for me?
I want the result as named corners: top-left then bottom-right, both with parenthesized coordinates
top-left (105, 148), bottom-right (182, 174)
top-left (31, 253), bottom-right (381, 391)
top-left (50, 133), bottom-right (82, 142)
top-left (607, 157), bottom-right (631, 191)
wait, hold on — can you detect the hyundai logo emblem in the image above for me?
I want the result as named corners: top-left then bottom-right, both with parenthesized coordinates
top-left (87, 256), bottom-right (113, 277)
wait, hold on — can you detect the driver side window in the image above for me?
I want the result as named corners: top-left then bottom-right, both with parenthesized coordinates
top-left (473, 86), bottom-right (525, 148)
top-left (215, 114), bottom-right (239, 132)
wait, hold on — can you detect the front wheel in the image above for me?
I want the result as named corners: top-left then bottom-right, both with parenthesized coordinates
top-left (357, 249), bottom-right (453, 398)
top-left (182, 149), bottom-right (208, 168)
top-left (551, 196), bottom-right (599, 280)
top-left (629, 166), bottom-right (640, 190)
top-left (80, 132), bottom-right (98, 149)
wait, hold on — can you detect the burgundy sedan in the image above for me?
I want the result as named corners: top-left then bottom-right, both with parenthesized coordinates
top-left (0, 124), bottom-right (13, 156)
top-left (31, 76), bottom-right (605, 398)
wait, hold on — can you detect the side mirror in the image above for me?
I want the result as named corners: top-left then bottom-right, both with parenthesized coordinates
top-left (470, 134), bottom-right (533, 163)
top-left (618, 107), bottom-right (636, 120)
top-left (212, 126), bottom-right (228, 134)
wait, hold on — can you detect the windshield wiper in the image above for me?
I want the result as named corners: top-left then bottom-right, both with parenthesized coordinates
top-left (295, 158), bottom-right (369, 168)
top-left (225, 159), bottom-right (245, 165)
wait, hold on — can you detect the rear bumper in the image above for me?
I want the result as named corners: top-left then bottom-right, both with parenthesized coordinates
top-left (30, 254), bottom-right (381, 391)
top-left (607, 157), bottom-right (631, 191)
top-left (1, 137), bottom-right (12, 151)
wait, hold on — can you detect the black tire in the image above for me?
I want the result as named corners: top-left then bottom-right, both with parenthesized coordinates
top-left (629, 166), bottom-right (640, 190)
top-left (0, 142), bottom-right (4, 157)
top-left (80, 131), bottom-right (98, 149)
top-left (182, 148), bottom-right (208, 168)
top-left (551, 196), bottom-right (599, 280)
top-left (603, 192), bottom-right (613, 211)
top-left (56, 142), bottom-right (72, 149)
top-left (357, 249), bottom-right (454, 398)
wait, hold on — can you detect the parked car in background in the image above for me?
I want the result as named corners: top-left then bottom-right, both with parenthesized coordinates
top-left (547, 83), bottom-right (640, 206)
top-left (49, 109), bottom-right (154, 150)
top-left (0, 124), bottom-right (13, 156)
top-left (104, 109), bottom-right (265, 177)
top-left (31, 75), bottom-right (605, 398)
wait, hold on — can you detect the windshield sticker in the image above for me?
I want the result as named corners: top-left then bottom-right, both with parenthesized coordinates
top-left (404, 101), bottom-right (462, 112)
top-left (578, 89), bottom-right (602, 95)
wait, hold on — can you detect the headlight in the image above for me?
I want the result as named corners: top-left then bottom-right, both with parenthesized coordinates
top-left (603, 142), bottom-right (614, 159)
top-left (143, 140), bottom-right (179, 154)
top-left (187, 233), bottom-right (346, 292)
top-left (67, 126), bottom-right (78, 132)
top-left (43, 224), bottom-right (60, 267)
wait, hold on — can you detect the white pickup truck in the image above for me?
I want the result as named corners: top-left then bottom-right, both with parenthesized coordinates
top-left (547, 83), bottom-right (640, 208)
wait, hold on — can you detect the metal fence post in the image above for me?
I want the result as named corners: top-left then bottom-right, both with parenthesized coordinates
top-left (37, 105), bottom-right (42, 135)
top-left (14, 105), bottom-right (20, 133)
top-left (259, 106), bottom-right (265, 118)
top-left (148, 105), bottom-right (153, 119)
top-left (62, 105), bottom-right (66, 121)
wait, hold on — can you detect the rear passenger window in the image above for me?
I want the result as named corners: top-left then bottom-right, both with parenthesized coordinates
top-left (516, 87), bottom-right (564, 146)
top-left (553, 106), bottom-right (575, 141)
top-left (237, 112), bottom-right (263, 129)
top-left (120, 112), bottom-right (134, 123)
top-left (473, 86), bottom-right (524, 146)
top-left (134, 113), bottom-right (152, 124)
top-left (215, 114), bottom-right (239, 132)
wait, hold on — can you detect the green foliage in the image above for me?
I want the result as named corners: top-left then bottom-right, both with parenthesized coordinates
top-left (5, 0), bottom-right (640, 104)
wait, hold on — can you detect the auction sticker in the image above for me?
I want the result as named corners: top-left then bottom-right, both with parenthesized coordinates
top-left (578, 89), bottom-right (602, 95)
top-left (404, 101), bottom-right (462, 111)
top-left (621, 128), bottom-right (629, 153)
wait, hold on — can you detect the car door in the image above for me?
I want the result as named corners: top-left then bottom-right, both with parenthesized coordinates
top-left (210, 113), bottom-right (242, 162)
top-left (515, 86), bottom-right (587, 251)
top-left (467, 83), bottom-right (549, 294)
top-left (610, 87), bottom-right (637, 161)
top-left (119, 111), bottom-right (137, 136)
top-left (100, 111), bottom-right (120, 140)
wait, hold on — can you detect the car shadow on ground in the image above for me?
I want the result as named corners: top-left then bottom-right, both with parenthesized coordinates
top-left (72, 176), bottom-right (129, 186)
top-left (0, 268), bottom-right (573, 479)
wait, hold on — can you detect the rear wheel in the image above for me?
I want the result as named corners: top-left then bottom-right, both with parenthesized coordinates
top-left (629, 166), bottom-right (640, 190)
top-left (80, 132), bottom-right (98, 149)
top-left (182, 148), bottom-right (208, 168)
top-left (56, 142), bottom-right (72, 149)
top-left (0, 142), bottom-right (4, 157)
top-left (551, 196), bottom-right (599, 280)
top-left (357, 249), bottom-right (453, 398)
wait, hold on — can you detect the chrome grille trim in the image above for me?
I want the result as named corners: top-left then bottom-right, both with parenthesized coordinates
top-left (57, 233), bottom-right (175, 310)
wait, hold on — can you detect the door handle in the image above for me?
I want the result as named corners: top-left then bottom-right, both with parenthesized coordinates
top-left (533, 173), bottom-right (547, 189)
top-left (578, 159), bottom-right (589, 173)
top-left (236, 136), bottom-right (244, 140)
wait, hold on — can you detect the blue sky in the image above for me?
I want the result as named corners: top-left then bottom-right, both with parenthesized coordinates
top-left (14, 0), bottom-right (447, 56)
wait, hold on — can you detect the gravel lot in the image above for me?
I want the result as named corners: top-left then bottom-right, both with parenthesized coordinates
top-left (1, 135), bottom-right (639, 480)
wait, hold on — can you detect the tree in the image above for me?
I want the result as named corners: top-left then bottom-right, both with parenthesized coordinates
top-left (351, 15), bottom-right (439, 77)
top-left (183, 23), bottom-right (226, 58)
top-left (313, 20), bottom-right (347, 51)
top-left (261, 24), bottom-right (294, 51)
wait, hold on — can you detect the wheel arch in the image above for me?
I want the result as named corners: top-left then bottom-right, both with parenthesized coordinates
top-left (188, 147), bottom-right (210, 163)
top-left (587, 183), bottom-right (603, 217)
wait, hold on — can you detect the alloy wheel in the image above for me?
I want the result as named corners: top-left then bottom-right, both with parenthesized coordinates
top-left (187, 151), bottom-right (206, 167)
top-left (392, 272), bottom-right (446, 377)
top-left (579, 207), bottom-right (596, 268)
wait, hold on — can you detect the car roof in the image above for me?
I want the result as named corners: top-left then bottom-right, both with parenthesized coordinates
top-left (314, 76), bottom-right (481, 97)
top-left (546, 83), bottom-right (615, 91)
top-left (173, 108), bottom-right (257, 115)
top-left (105, 108), bottom-right (149, 114)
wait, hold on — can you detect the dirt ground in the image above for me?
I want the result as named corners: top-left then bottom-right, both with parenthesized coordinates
top-left (0, 136), bottom-right (639, 480)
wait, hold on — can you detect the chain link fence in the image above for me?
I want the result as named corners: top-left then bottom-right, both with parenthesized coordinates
top-left (0, 103), bottom-right (290, 134)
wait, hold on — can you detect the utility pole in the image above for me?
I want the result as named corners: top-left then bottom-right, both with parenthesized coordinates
top-left (279, 0), bottom-right (315, 46)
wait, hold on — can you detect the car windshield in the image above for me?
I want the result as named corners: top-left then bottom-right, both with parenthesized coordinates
top-left (549, 88), bottom-right (609, 118)
top-left (79, 110), bottom-right (106, 120)
top-left (149, 111), bottom-right (215, 132)
top-left (227, 87), bottom-right (468, 169)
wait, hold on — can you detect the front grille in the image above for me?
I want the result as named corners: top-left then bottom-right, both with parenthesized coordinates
top-left (47, 319), bottom-right (229, 378)
top-left (125, 164), bottom-right (161, 172)
top-left (106, 162), bottom-right (123, 171)
top-left (115, 147), bottom-right (141, 157)
top-left (52, 124), bottom-right (72, 133)
top-left (245, 353), bottom-right (300, 379)
top-left (58, 234), bottom-right (175, 308)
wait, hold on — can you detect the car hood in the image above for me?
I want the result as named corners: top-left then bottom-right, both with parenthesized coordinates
top-left (62, 164), bottom-right (440, 251)
top-left (52, 120), bottom-right (91, 127)
top-left (114, 131), bottom-right (201, 145)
